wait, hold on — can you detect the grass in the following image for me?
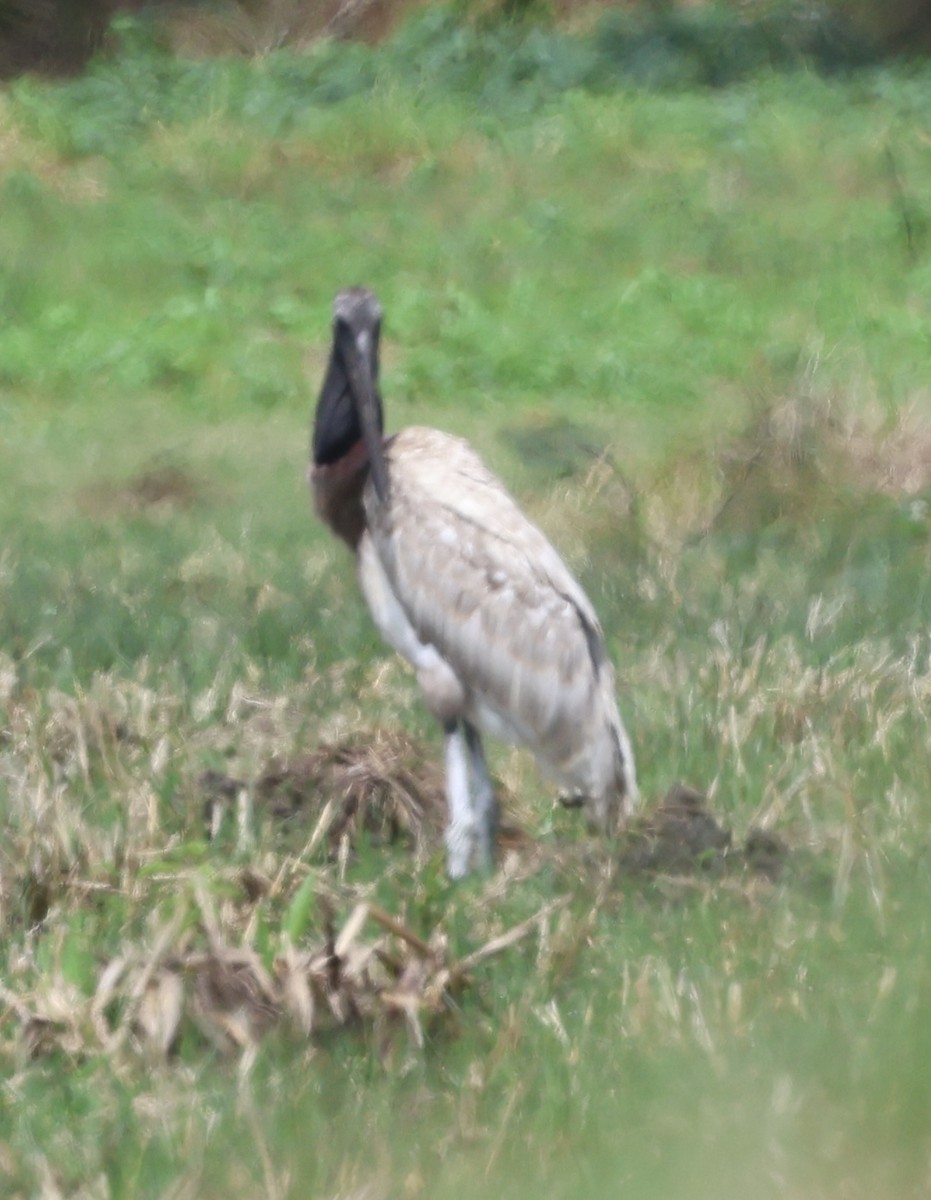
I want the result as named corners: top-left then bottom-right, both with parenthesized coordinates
top-left (1, 13), bottom-right (931, 1198)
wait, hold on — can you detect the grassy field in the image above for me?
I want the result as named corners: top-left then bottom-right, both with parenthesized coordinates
top-left (1, 11), bottom-right (931, 1197)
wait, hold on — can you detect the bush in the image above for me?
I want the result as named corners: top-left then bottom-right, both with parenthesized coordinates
top-left (0, 0), bottom-right (121, 77)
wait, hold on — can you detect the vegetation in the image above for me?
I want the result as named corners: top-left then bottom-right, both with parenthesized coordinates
top-left (4, 0), bottom-right (931, 81)
top-left (1, 11), bottom-right (931, 1198)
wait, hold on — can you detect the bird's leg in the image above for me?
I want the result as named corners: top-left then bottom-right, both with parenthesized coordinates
top-left (585, 791), bottom-right (613, 834)
top-left (463, 722), bottom-right (498, 872)
top-left (443, 720), bottom-right (476, 879)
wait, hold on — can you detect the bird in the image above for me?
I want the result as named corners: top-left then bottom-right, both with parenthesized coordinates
top-left (309, 286), bottom-right (637, 878)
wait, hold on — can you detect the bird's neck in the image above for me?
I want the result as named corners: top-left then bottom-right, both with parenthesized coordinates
top-left (309, 437), bottom-right (372, 551)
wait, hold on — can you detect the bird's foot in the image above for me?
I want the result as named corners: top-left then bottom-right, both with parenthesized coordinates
top-left (472, 823), bottom-right (496, 875)
top-left (446, 819), bottom-right (477, 880)
top-left (585, 791), bottom-right (627, 837)
top-left (446, 817), bottom-right (497, 879)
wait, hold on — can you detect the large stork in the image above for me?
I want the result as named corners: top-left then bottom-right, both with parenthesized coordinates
top-left (310, 287), bottom-right (637, 878)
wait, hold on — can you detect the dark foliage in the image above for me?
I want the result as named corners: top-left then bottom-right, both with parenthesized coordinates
top-left (0, 1), bottom-right (910, 86)
top-left (0, 0), bottom-right (120, 77)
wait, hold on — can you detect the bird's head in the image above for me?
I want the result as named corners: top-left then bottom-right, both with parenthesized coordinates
top-left (332, 287), bottom-right (383, 342)
top-left (312, 287), bottom-right (389, 502)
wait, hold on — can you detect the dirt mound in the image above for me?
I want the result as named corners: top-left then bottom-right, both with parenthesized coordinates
top-left (200, 728), bottom-right (447, 856)
top-left (200, 728), bottom-right (536, 860)
top-left (256, 733), bottom-right (447, 847)
top-left (621, 783), bottom-right (788, 881)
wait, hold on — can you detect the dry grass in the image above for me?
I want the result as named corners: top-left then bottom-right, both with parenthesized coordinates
top-left (2, 877), bottom-right (563, 1067)
top-left (629, 382), bottom-right (931, 546)
top-left (5, 597), bottom-right (922, 1058)
top-left (709, 388), bottom-right (931, 531)
top-left (0, 656), bottom-right (552, 1076)
top-left (0, 634), bottom-right (811, 1077)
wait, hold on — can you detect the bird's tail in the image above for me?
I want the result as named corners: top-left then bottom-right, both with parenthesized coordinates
top-left (581, 700), bottom-right (638, 836)
top-left (611, 716), bottom-right (639, 817)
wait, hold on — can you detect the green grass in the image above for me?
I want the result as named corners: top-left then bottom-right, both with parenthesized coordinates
top-left (2, 15), bottom-right (931, 1199)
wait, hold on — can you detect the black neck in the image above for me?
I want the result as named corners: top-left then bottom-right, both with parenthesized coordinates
top-left (312, 341), bottom-right (383, 466)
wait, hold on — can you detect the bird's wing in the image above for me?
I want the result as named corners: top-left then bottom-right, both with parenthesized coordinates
top-left (364, 427), bottom-right (612, 765)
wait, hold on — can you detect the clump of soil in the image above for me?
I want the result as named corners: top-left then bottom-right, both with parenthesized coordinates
top-left (200, 729), bottom-right (448, 856)
top-left (621, 783), bottom-right (788, 881)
